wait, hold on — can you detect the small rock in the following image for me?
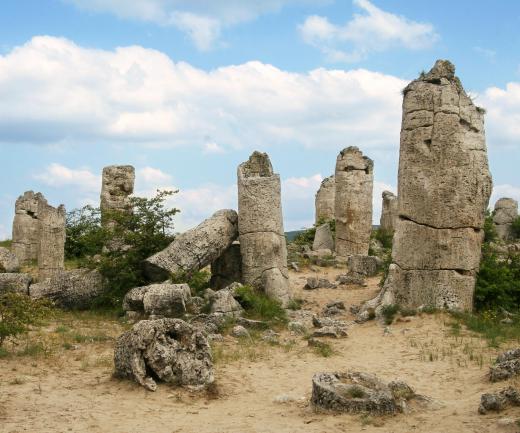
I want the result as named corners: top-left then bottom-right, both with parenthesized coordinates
top-left (262, 329), bottom-right (280, 344)
top-left (231, 325), bottom-right (250, 339)
top-left (236, 317), bottom-right (269, 330)
top-left (289, 262), bottom-right (300, 272)
top-left (336, 274), bottom-right (366, 286)
top-left (312, 326), bottom-right (348, 338)
top-left (479, 387), bottom-right (520, 414)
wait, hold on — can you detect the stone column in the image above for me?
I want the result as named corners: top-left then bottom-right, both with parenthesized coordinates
top-left (380, 191), bottom-right (398, 233)
top-left (100, 165), bottom-right (135, 227)
top-left (37, 201), bottom-right (66, 281)
top-left (493, 198), bottom-right (518, 241)
top-left (384, 60), bottom-right (492, 311)
top-left (237, 151), bottom-right (291, 306)
top-left (11, 191), bottom-right (46, 265)
top-left (315, 175), bottom-right (335, 224)
top-left (334, 147), bottom-right (373, 258)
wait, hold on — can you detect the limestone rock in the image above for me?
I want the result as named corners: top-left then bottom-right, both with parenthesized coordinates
top-left (114, 318), bottom-right (213, 391)
top-left (209, 285), bottom-right (243, 317)
top-left (237, 152), bottom-right (291, 306)
top-left (210, 241), bottom-right (242, 290)
top-left (315, 175), bottom-right (335, 224)
top-left (312, 316), bottom-right (349, 329)
top-left (122, 283), bottom-right (191, 318)
top-left (347, 255), bottom-right (381, 277)
top-left (145, 209), bottom-right (238, 281)
top-left (0, 273), bottom-right (31, 295)
top-left (336, 273), bottom-right (366, 286)
top-left (493, 198), bottom-right (518, 241)
top-left (100, 165), bottom-right (135, 223)
top-left (335, 147), bottom-right (373, 257)
top-left (479, 387), bottom-right (520, 414)
top-left (231, 325), bottom-right (250, 339)
top-left (312, 326), bottom-right (348, 338)
top-left (37, 200), bottom-right (66, 280)
top-left (311, 372), bottom-right (418, 414)
top-left (0, 247), bottom-right (20, 273)
top-left (304, 277), bottom-right (336, 290)
top-left (29, 269), bottom-right (103, 309)
top-left (380, 191), bottom-right (398, 233)
top-left (490, 348), bottom-right (520, 382)
top-left (313, 223), bottom-right (334, 251)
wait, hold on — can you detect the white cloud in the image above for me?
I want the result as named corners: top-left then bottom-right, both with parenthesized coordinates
top-left (300, 0), bottom-right (438, 62)
top-left (64, 0), bottom-right (327, 50)
top-left (203, 141), bottom-right (225, 154)
top-left (0, 36), bottom-right (406, 153)
top-left (138, 166), bottom-right (173, 186)
top-left (34, 163), bottom-right (101, 192)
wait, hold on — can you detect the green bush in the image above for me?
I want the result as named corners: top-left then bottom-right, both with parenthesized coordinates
top-left (0, 293), bottom-right (53, 347)
top-left (171, 270), bottom-right (211, 297)
top-left (373, 228), bottom-right (393, 250)
top-left (292, 218), bottom-right (335, 247)
top-left (234, 285), bottom-right (287, 325)
top-left (512, 216), bottom-right (520, 240)
top-left (483, 210), bottom-right (497, 243)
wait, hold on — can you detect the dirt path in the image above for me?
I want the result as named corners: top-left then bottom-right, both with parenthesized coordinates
top-left (1, 268), bottom-right (518, 433)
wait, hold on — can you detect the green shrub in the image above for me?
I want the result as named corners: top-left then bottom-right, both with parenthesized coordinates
top-left (483, 210), bottom-right (497, 243)
top-left (292, 218), bottom-right (335, 247)
top-left (373, 228), bottom-right (393, 250)
top-left (171, 270), bottom-right (211, 297)
top-left (0, 293), bottom-right (53, 347)
top-left (0, 239), bottom-right (12, 249)
top-left (234, 285), bottom-right (287, 325)
top-left (381, 304), bottom-right (399, 325)
top-left (512, 216), bottom-right (520, 240)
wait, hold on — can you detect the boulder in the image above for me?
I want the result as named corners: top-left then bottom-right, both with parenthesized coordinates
top-left (490, 348), bottom-right (520, 382)
top-left (493, 198), bottom-right (519, 241)
top-left (479, 387), bottom-right (520, 414)
top-left (313, 223), bottom-right (334, 251)
top-left (0, 273), bottom-right (31, 295)
top-left (336, 274), bottom-right (366, 286)
top-left (0, 247), bottom-right (20, 273)
top-left (122, 283), bottom-right (191, 318)
top-left (347, 255), bottom-right (381, 277)
top-left (29, 269), bottom-right (103, 309)
top-left (209, 285), bottom-right (243, 317)
top-left (114, 318), bottom-right (213, 391)
top-left (304, 277), bottom-right (336, 290)
top-left (145, 209), bottom-right (238, 281)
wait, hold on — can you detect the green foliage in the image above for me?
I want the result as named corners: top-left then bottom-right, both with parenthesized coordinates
top-left (0, 239), bottom-right (12, 249)
top-left (286, 298), bottom-right (304, 311)
top-left (381, 304), bottom-right (399, 325)
top-left (483, 210), bottom-right (497, 243)
top-left (65, 190), bottom-right (179, 309)
top-left (292, 218), bottom-right (335, 247)
top-left (171, 270), bottom-right (211, 297)
top-left (373, 228), bottom-right (393, 250)
top-left (512, 216), bottom-right (520, 240)
top-left (378, 253), bottom-right (392, 288)
top-left (234, 285), bottom-right (287, 325)
top-left (0, 293), bottom-right (53, 347)
top-left (311, 341), bottom-right (334, 357)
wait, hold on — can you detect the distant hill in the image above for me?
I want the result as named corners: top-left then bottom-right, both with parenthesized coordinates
top-left (285, 225), bottom-right (380, 242)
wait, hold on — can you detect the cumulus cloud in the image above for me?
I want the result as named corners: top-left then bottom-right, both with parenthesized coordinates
top-left (35, 163), bottom-right (101, 192)
top-left (300, 0), bottom-right (438, 62)
top-left (0, 36), bottom-right (406, 153)
top-left (64, 0), bottom-right (327, 50)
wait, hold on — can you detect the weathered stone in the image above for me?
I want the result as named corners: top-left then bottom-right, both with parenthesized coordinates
top-left (374, 60), bottom-right (492, 312)
top-left (0, 273), bottom-right (31, 295)
top-left (210, 241), bottom-right (242, 290)
top-left (209, 286), bottom-right (243, 317)
top-left (312, 326), bottom-right (348, 338)
top-left (479, 387), bottom-right (520, 414)
top-left (237, 151), bottom-right (291, 306)
top-left (145, 209), bottom-right (238, 281)
top-left (231, 325), bottom-right (250, 339)
top-left (29, 269), bottom-right (103, 309)
top-left (100, 165), bottom-right (135, 224)
top-left (313, 223), bottom-right (334, 251)
top-left (315, 175), bottom-right (335, 224)
top-left (380, 191), bottom-right (398, 233)
top-left (493, 198), bottom-right (518, 241)
top-left (114, 318), bottom-right (213, 391)
top-left (37, 200), bottom-right (66, 280)
top-left (336, 273), bottom-right (366, 286)
top-left (347, 255), bottom-right (380, 277)
top-left (311, 372), bottom-right (418, 414)
top-left (490, 348), bottom-right (520, 382)
top-left (11, 191), bottom-right (45, 265)
top-left (0, 247), bottom-right (19, 273)
top-left (335, 147), bottom-right (373, 258)
top-left (122, 283), bottom-right (191, 318)
top-left (312, 316), bottom-right (349, 330)
top-left (322, 300), bottom-right (346, 317)
top-left (304, 277), bottom-right (336, 290)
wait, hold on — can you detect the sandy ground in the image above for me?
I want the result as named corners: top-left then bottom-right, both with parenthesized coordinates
top-left (1, 267), bottom-right (520, 433)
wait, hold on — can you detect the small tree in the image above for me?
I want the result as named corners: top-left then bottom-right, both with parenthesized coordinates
top-left (511, 216), bottom-right (520, 240)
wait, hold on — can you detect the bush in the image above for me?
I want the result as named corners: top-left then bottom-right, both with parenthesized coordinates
top-left (234, 285), bottom-right (287, 325)
top-left (512, 216), bottom-right (520, 240)
top-left (373, 228), bottom-right (393, 250)
top-left (292, 218), bottom-right (335, 247)
top-left (170, 270), bottom-right (211, 297)
top-left (0, 293), bottom-right (53, 347)
top-left (483, 210), bottom-right (497, 243)
top-left (65, 190), bottom-right (179, 309)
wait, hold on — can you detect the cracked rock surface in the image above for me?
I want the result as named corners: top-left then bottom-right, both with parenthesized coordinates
top-left (315, 175), bottom-right (335, 224)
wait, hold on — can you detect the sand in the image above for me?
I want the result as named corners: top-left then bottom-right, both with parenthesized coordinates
top-left (1, 267), bottom-right (518, 433)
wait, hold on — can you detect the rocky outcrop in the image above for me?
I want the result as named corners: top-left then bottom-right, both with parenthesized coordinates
top-left (0, 247), bottom-right (20, 273)
top-left (493, 198), bottom-right (518, 241)
top-left (237, 151), bottom-right (291, 306)
top-left (380, 191), bottom-right (398, 233)
top-left (123, 283), bottom-right (191, 318)
top-left (0, 273), bottom-right (31, 295)
top-left (11, 191), bottom-right (46, 265)
top-left (145, 209), bottom-right (238, 281)
top-left (365, 60), bottom-right (492, 314)
top-left (208, 283), bottom-right (244, 317)
top-left (29, 269), bottom-right (103, 309)
top-left (311, 371), bottom-right (418, 414)
top-left (315, 175), bottom-right (335, 224)
top-left (347, 255), bottom-right (380, 277)
top-left (114, 318), bottom-right (214, 391)
top-left (100, 165), bottom-right (135, 225)
top-left (334, 147), bottom-right (373, 258)
top-left (489, 348), bottom-right (520, 382)
top-left (479, 387), bottom-right (520, 414)
top-left (313, 223), bottom-right (334, 251)
top-left (210, 241), bottom-right (242, 290)
top-left (37, 200), bottom-right (66, 280)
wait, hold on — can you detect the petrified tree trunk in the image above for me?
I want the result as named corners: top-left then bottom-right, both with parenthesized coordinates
top-left (493, 198), bottom-right (518, 241)
top-left (237, 151), bottom-right (291, 306)
top-left (315, 175), bottom-right (335, 224)
top-left (380, 191), bottom-right (398, 233)
top-left (370, 60), bottom-right (492, 314)
top-left (334, 147), bottom-right (373, 258)
top-left (37, 201), bottom-right (66, 280)
top-left (100, 165), bottom-right (135, 227)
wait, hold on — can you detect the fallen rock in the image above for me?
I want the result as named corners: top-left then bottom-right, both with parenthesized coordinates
top-left (0, 247), bottom-right (20, 273)
top-left (479, 387), bottom-right (520, 414)
top-left (209, 285), bottom-right (243, 317)
top-left (322, 301), bottom-right (346, 316)
top-left (231, 325), bottom-right (250, 339)
top-left (0, 273), bottom-right (31, 295)
top-left (311, 371), bottom-right (418, 414)
top-left (114, 318), bottom-right (213, 391)
top-left (29, 269), bottom-right (102, 309)
top-left (490, 348), bottom-right (520, 382)
top-left (304, 277), bottom-right (336, 290)
top-left (347, 255), bottom-right (381, 277)
top-left (313, 223), bottom-right (334, 251)
top-left (336, 273), bottom-right (366, 286)
top-left (122, 283), bottom-right (191, 318)
top-left (312, 316), bottom-right (349, 329)
top-left (312, 326), bottom-right (348, 338)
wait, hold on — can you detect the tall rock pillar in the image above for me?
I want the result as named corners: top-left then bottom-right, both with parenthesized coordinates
top-left (315, 175), bottom-right (335, 224)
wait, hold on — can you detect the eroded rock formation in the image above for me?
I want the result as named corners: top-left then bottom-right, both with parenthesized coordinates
top-left (312, 223), bottom-right (334, 251)
top-left (334, 147), bottom-right (373, 258)
top-left (237, 151), bottom-right (291, 306)
top-left (100, 165), bottom-right (135, 226)
top-left (37, 201), bottom-right (66, 280)
top-left (122, 283), bottom-right (191, 318)
top-left (368, 60), bottom-right (492, 313)
top-left (0, 247), bottom-right (20, 273)
top-left (145, 209), bottom-right (238, 281)
top-left (315, 175), bottom-right (335, 224)
top-left (0, 273), bottom-right (31, 295)
top-left (380, 191), bottom-right (398, 233)
top-left (493, 198), bottom-right (518, 241)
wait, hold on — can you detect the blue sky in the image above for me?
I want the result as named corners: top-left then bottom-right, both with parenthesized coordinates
top-left (1, 0), bottom-right (519, 239)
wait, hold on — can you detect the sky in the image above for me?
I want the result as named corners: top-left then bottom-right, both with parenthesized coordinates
top-left (1, 0), bottom-right (520, 239)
